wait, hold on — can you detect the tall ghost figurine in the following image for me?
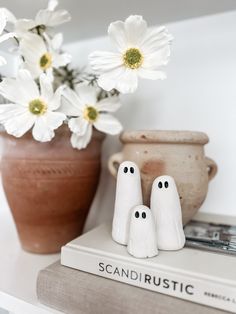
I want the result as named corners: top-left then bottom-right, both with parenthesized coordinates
top-left (127, 205), bottom-right (158, 258)
top-left (112, 161), bottom-right (143, 245)
top-left (150, 175), bottom-right (185, 250)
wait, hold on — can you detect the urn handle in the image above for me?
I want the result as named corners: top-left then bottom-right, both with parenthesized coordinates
top-left (108, 152), bottom-right (123, 178)
top-left (206, 157), bottom-right (217, 181)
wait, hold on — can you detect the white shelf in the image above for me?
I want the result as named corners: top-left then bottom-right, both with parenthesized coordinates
top-left (0, 178), bottom-right (62, 314)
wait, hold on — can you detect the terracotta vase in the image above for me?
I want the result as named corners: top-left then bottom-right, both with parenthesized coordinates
top-left (0, 126), bottom-right (105, 254)
top-left (108, 130), bottom-right (217, 225)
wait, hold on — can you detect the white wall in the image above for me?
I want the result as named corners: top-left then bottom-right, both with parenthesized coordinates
top-left (63, 11), bottom-right (236, 230)
top-left (1, 11), bottom-right (235, 230)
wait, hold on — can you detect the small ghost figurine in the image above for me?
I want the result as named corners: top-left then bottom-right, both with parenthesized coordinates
top-left (127, 205), bottom-right (158, 258)
top-left (150, 175), bottom-right (186, 251)
top-left (112, 161), bottom-right (143, 245)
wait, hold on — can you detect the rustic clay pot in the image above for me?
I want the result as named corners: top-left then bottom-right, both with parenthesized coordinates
top-left (0, 126), bottom-right (105, 254)
top-left (108, 130), bottom-right (217, 225)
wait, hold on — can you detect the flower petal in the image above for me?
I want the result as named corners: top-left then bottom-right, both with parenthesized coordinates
top-left (0, 9), bottom-right (7, 35)
top-left (32, 112), bottom-right (65, 142)
top-left (32, 117), bottom-right (54, 142)
top-left (60, 97), bottom-right (80, 116)
top-left (97, 66), bottom-right (124, 92)
top-left (52, 52), bottom-right (71, 68)
top-left (0, 70), bottom-right (39, 104)
top-left (0, 32), bottom-right (15, 43)
top-left (0, 55), bottom-right (6, 66)
top-left (0, 8), bottom-right (16, 25)
top-left (98, 66), bottom-right (139, 94)
top-left (70, 124), bottom-right (92, 150)
top-left (68, 117), bottom-right (88, 135)
top-left (51, 32), bottom-right (63, 50)
top-left (96, 96), bottom-right (121, 113)
top-left (14, 19), bottom-right (36, 36)
top-left (45, 111), bottom-right (66, 129)
top-left (49, 85), bottom-right (65, 110)
top-left (20, 33), bottom-right (46, 57)
top-left (20, 34), bottom-right (46, 78)
top-left (61, 87), bottom-right (84, 115)
top-left (108, 20), bottom-right (127, 52)
top-left (0, 104), bottom-right (26, 123)
top-left (0, 105), bottom-right (35, 137)
top-left (138, 68), bottom-right (166, 80)
top-left (89, 51), bottom-right (122, 73)
top-left (39, 73), bottom-right (53, 102)
top-left (143, 45), bottom-right (171, 69)
top-left (17, 69), bottom-right (40, 99)
top-left (94, 113), bottom-right (122, 135)
top-left (76, 84), bottom-right (97, 106)
top-left (115, 68), bottom-right (138, 94)
top-left (124, 15), bottom-right (147, 46)
top-left (140, 26), bottom-right (173, 54)
top-left (0, 78), bottom-right (22, 103)
top-left (36, 9), bottom-right (71, 27)
top-left (45, 68), bottom-right (54, 83)
top-left (48, 0), bottom-right (58, 11)
top-left (22, 62), bottom-right (41, 80)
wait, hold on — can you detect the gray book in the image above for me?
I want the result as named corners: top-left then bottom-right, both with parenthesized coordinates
top-left (37, 261), bottom-right (227, 314)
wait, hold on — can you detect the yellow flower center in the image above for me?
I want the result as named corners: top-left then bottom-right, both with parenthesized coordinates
top-left (83, 106), bottom-right (99, 123)
top-left (123, 48), bottom-right (143, 69)
top-left (39, 52), bottom-right (52, 70)
top-left (29, 99), bottom-right (47, 115)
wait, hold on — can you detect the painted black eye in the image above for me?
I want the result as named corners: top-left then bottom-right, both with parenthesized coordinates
top-left (158, 181), bottom-right (163, 188)
top-left (130, 167), bottom-right (134, 174)
top-left (142, 212), bottom-right (146, 219)
top-left (164, 181), bottom-right (169, 188)
top-left (135, 211), bottom-right (139, 218)
top-left (124, 167), bottom-right (128, 173)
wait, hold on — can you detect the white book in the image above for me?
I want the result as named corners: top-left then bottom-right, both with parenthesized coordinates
top-left (61, 214), bottom-right (236, 313)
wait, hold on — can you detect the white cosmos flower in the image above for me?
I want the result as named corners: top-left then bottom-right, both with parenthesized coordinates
top-left (0, 70), bottom-right (66, 142)
top-left (89, 15), bottom-right (173, 94)
top-left (20, 33), bottom-right (71, 79)
top-left (0, 8), bottom-right (16, 65)
top-left (12, 0), bottom-right (71, 38)
top-left (61, 84), bottom-right (123, 149)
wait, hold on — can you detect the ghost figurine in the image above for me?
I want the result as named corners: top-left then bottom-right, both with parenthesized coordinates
top-left (112, 161), bottom-right (143, 245)
top-left (150, 175), bottom-right (185, 250)
top-left (127, 205), bottom-right (158, 258)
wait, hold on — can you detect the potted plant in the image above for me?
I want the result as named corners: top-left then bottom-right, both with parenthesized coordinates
top-left (0, 1), bottom-right (173, 253)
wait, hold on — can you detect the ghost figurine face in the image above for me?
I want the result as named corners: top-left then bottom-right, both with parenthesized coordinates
top-left (150, 175), bottom-right (185, 251)
top-left (127, 205), bottom-right (158, 258)
top-left (112, 161), bottom-right (143, 245)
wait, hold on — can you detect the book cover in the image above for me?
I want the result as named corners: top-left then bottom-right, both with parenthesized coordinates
top-left (37, 261), bottom-right (227, 314)
top-left (61, 222), bottom-right (236, 313)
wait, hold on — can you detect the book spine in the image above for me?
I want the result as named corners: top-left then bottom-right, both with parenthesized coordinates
top-left (61, 246), bottom-right (236, 313)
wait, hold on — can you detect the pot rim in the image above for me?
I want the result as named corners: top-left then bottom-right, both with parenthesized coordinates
top-left (120, 130), bottom-right (209, 145)
top-left (0, 125), bottom-right (106, 141)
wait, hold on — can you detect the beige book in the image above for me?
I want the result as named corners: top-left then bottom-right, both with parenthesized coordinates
top-left (37, 261), bottom-right (227, 314)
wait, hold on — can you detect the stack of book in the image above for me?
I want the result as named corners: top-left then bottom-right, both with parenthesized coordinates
top-left (37, 214), bottom-right (236, 314)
